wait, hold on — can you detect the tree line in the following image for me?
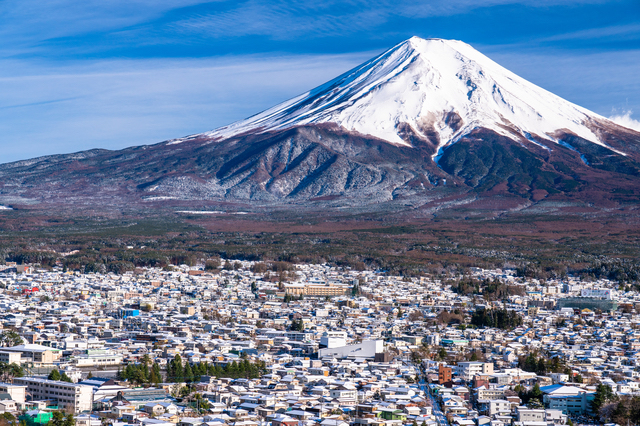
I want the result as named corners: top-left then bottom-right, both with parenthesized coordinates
top-left (165, 354), bottom-right (267, 382)
top-left (47, 369), bottom-right (72, 383)
top-left (470, 308), bottom-right (523, 329)
top-left (517, 352), bottom-right (582, 382)
top-left (450, 278), bottom-right (526, 301)
top-left (118, 354), bottom-right (162, 385)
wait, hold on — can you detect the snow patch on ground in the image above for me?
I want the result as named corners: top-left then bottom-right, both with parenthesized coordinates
top-left (176, 210), bottom-right (224, 214)
top-left (142, 196), bottom-right (180, 201)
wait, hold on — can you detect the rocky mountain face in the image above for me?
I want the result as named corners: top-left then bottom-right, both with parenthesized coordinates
top-left (1, 37), bottom-right (639, 217)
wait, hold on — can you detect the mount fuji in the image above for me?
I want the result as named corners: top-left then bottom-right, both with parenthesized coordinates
top-left (1, 37), bottom-right (639, 217)
top-left (205, 37), bottom-right (622, 159)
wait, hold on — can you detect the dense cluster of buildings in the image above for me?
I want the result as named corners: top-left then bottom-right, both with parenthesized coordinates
top-left (0, 260), bottom-right (636, 426)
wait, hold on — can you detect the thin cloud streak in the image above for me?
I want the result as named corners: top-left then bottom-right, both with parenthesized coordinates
top-left (0, 53), bottom-right (373, 164)
top-left (538, 23), bottom-right (640, 42)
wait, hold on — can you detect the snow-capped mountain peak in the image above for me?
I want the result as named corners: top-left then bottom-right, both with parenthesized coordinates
top-left (205, 36), bottom-right (626, 157)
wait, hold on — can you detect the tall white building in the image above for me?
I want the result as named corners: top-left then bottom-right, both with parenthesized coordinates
top-left (320, 331), bottom-right (347, 349)
top-left (13, 377), bottom-right (93, 413)
top-left (456, 362), bottom-right (494, 380)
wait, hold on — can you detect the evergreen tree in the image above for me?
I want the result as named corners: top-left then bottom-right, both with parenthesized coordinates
top-left (122, 364), bottom-right (135, 381)
top-left (141, 354), bottom-right (151, 381)
top-left (171, 354), bottom-right (183, 382)
top-left (213, 365), bottom-right (223, 377)
top-left (351, 284), bottom-right (360, 296)
top-left (63, 414), bottom-right (75, 426)
top-left (228, 361), bottom-right (239, 378)
top-left (183, 362), bottom-right (194, 383)
top-left (48, 369), bottom-right (61, 381)
top-left (150, 363), bottom-right (162, 385)
top-left (50, 412), bottom-right (65, 426)
top-left (437, 347), bottom-right (447, 361)
top-left (592, 383), bottom-right (617, 414)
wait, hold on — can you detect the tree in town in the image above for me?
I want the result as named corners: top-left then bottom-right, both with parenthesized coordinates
top-left (2, 413), bottom-right (15, 423)
top-left (437, 347), bottom-right (448, 361)
top-left (183, 362), bottom-right (194, 383)
top-left (48, 369), bottom-right (61, 381)
top-left (289, 318), bottom-right (305, 332)
top-left (193, 393), bottom-right (210, 411)
top-left (0, 331), bottom-right (22, 347)
top-left (592, 383), bottom-right (617, 415)
top-left (167, 354), bottom-right (183, 382)
top-left (470, 308), bottom-right (522, 330)
top-left (63, 414), bottom-right (75, 426)
top-left (612, 400), bottom-right (629, 426)
top-left (50, 412), bottom-right (74, 426)
top-left (60, 372), bottom-right (73, 383)
top-left (150, 363), bottom-right (162, 385)
top-left (518, 383), bottom-right (543, 406)
top-left (0, 363), bottom-right (24, 382)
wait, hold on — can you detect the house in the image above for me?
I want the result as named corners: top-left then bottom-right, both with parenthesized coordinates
top-left (376, 409), bottom-right (407, 421)
top-left (75, 415), bottom-right (102, 426)
top-left (270, 414), bottom-right (298, 426)
top-left (0, 400), bottom-right (17, 412)
top-left (144, 403), bottom-right (166, 416)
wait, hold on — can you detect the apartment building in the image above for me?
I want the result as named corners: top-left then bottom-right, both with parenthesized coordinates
top-left (456, 362), bottom-right (494, 381)
top-left (0, 382), bottom-right (27, 404)
top-left (0, 351), bottom-right (22, 365)
top-left (14, 378), bottom-right (93, 413)
top-left (284, 283), bottom-right (351, 297)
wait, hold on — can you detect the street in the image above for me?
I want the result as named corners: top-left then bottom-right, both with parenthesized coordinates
top-left (419, 377), bottom-right (449, 426)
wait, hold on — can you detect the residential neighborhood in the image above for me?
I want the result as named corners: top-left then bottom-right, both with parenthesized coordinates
top-left (0, 260), bottom-right (636, 426)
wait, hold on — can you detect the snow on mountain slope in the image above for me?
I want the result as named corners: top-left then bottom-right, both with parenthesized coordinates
top-left (204, 36), bottom-right (627, 159)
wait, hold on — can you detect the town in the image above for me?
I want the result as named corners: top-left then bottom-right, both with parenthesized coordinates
top-left (0, 259), bottom-right (635, 426)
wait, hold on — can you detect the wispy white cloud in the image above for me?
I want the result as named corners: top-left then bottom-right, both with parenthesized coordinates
top-left (401, 0), bottom-right (609, 17)
top-left (167, 0), bottom-right (614, 41)
top-left (0, 0), bottom-right (211, 35)
top-left (170, 1), bottom-right (389, 40)
top-left (537, 23), bottom-right (640, 42)
top-left (0, 0), bottom-right (213, 55)
top-left (609, 110), bottom-right (640, 132)
top-left (0, 53), bottom-right (373, 164)
top-left (0, 0), bottom-right (616, 54)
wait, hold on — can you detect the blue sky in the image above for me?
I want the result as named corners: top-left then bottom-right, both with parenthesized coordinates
top-left (0, 0), bottom-right (639, 163)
